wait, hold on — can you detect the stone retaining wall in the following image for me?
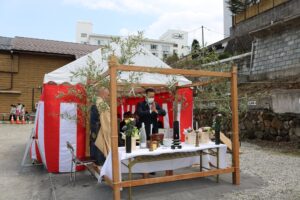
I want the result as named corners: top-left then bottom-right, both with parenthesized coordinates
top-left (240, 110), bottom-right (300, 143)
top-left (194, 108), bottom-right (300, 145)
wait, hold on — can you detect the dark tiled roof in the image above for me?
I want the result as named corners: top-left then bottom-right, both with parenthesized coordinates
top-left (0, 36), bottom-right (12, 51)
top-left (0, 36), bottom-right (99, 58)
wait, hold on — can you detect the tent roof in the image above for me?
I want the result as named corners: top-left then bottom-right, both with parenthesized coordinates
top-left (43, 46), bottom-right (191, 86)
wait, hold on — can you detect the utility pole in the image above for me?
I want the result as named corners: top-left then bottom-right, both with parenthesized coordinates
top-left (201, 25), bottom-right (205, 47)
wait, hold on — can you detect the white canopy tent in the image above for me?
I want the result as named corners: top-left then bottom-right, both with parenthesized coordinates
top-left (35, 46), bottom-right (193, 173)
top-left (44, 47), bottom-right (191, 86)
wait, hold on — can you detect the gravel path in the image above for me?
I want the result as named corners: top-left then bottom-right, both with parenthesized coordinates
top-left (0, 124), bottom-right (299, 199)
top-left (221, 142), bottom-right (300, 200)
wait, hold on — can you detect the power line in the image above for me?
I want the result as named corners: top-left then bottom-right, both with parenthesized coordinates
top-left (203, 26), bottom-right (229, 37)
top-left (188, 25), bottom-right (229, 37)
top-left (188, 26), bottom-right (202, 33)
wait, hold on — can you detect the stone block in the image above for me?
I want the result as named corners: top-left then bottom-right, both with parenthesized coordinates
top-left (270, 128), bottom-right (278, 136)
top-left (288, 41), bottom-right (294, 46)
top-left (295, 127), bottom-right (300, 137)
top-left (271, 117), bottom-right (283, 130)
top-left (255, 131), bottom-right (264, 139)
top-left (286, 60), bottom-right (292, 66)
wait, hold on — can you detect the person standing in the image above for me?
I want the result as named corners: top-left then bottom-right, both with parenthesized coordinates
top-left (9, 104), bottom-right (16, 121)
top-left (21, 104), bottom-right (26, 120)
top-left (90, 87), bottom-right (110, 166)
top-left (16, 103), bottom-right (22, 119)
top-left (90, 100), bottom-right (102, 165)
top-left (136, 88), bottom-right (166, 140)
top-left (92, 87), bottom-right (112, 166)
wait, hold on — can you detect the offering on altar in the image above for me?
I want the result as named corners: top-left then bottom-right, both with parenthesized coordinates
top-left (158, 128), bottom-right (173, 139)
top-left (201, 127), bottom-right (213, 144)
top-left (184, 127), bottom-right (213, 145)
top-left (121, 118), bottom-right (139, 153)
top-left (148, 141), bottom-right (158, 151)
top-left (184, 128), bottom-right (196, 145)
top-left (150, 133), bottom-right (164, 146)
top-left (163, 138), bottom-right (173, 147)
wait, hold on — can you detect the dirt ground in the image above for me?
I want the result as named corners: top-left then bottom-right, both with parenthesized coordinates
top-left (0, 124), bottom-right (298, 200)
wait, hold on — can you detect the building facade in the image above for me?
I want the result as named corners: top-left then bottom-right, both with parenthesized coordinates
top-left (76, 21), bottom-right (190, 59)
top-left (223, 0), bottom-right (232, 37)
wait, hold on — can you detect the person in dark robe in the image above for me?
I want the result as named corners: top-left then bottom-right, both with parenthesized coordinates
top-left (136, 88), bottom-right (166, 140)
top-left (90, 88), bottom-right (108, 166)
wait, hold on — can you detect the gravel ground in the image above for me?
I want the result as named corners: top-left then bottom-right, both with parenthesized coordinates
top-left (221, 142), bottom-right (300, 200)
top-left (0, 124), bottom-right (299, 200)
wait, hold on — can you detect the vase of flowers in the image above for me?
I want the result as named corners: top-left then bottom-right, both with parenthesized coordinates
top-left (122, 118), bottom-right (139, 153)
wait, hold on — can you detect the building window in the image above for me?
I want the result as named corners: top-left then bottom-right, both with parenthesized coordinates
top-left (97, 40), bottom-right (101, 45)
top-left (162, 45), bottom-right (170, 52)
top-left (152, 53), bottom-right (157, 56)
top-left (172, 33), bottom-right (184, 39)
top-left (163, 51), bottom-right (169, 55)
top-left (150, 44), bottom-right (157, 50)
top-left (173, 44), bottom-right (178, 48)
top-left (81, 33), bottom-right (87, 38)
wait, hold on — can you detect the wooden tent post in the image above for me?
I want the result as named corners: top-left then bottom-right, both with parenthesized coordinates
top-left (231, 65), bottom-right (240, 185)
top-left (109, 56), bottom-right (121, 200)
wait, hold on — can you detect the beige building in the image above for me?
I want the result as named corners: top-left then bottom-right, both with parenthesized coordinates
top-left (0, 36), bottom-right (98, 115)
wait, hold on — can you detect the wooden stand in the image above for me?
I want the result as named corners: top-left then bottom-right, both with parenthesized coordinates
top-left (106, 57), bottom-right (240, 200)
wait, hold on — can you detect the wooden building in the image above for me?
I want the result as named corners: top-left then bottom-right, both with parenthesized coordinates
top-left (0, 36), bottom-right (98, 115)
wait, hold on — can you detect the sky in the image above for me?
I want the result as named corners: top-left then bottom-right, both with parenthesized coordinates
top-left (0, 0), bottom-right (227, 46)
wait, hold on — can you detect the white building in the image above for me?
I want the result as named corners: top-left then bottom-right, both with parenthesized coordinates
top-left (76, 21), bottom-right (190, 59)
top-left (159, 29), bottom-right (190, 57)
top-left (223, 0), bottom-right (232, 37)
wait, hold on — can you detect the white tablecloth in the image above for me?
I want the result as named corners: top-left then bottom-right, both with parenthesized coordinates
top-left (99, 142), bottom-right (227, 182)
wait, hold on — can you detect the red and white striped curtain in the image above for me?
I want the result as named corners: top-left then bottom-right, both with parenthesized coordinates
top-left (31, 84), bottom-right (86, 173)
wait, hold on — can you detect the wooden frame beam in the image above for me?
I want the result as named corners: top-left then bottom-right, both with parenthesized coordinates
top-left (177, 77), bottom-right (227, 89)
top-left (116, 65), bottom-right (232, 78)
top-left (104, 167), bottom-right (235, 188)
top-left (102, 70), bottom-right (110, 78)
top-left (119, 167), bottom-right (234, 188)
top-left (108, 59), bottom-right (240, 200)
top-left (109, 57), bottom-right (121, 200)
top-left (117, 83), bottom-right (167, 88)
top-left (231, 66), bottom-right (240, 185)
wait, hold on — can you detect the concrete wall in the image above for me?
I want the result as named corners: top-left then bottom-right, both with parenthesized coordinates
top-left (245, 89), bottom-right (300, 114)
top-left (251, 22), bottom-right (300, 80)
top-left (231, 0), bottom-right (300, 37)
top-left (272, 89), bottom-right (300, 114)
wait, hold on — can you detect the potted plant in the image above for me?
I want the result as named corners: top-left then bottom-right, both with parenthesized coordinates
top-left (122, 118), bottom-right (139, 153)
